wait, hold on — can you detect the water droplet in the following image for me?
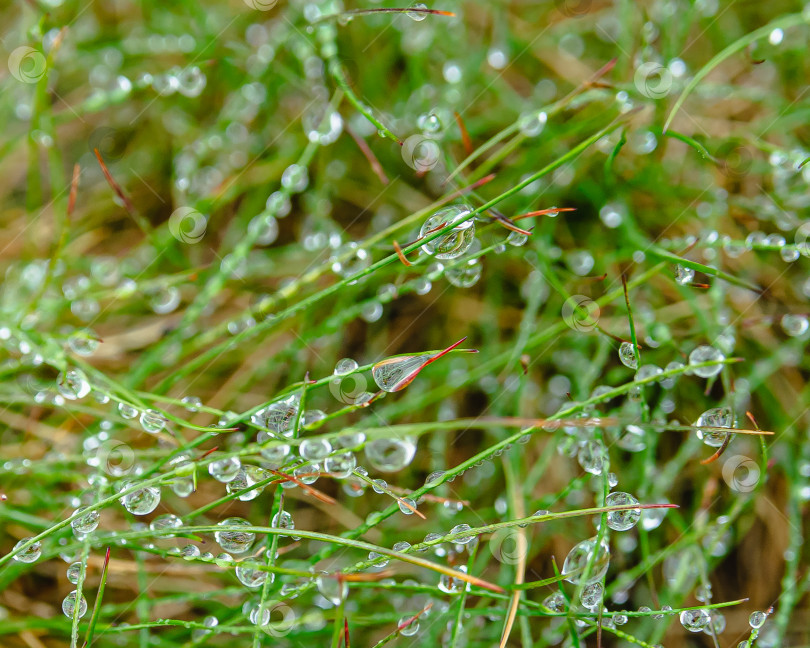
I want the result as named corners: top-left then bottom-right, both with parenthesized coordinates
top-left (688, 345), bottom-right (725, 378)
top-left (635, 364), bottom-right (663, 382)
top-left (400, 616), bottom-right (419, 636)
top-left (406, 2), bottom-right (428, 21)
top-left (57, 368), bottom-right (90, 400)
top-left (323, 451), bottom-right (356, 478)
top-left (208, 457), bottom-right (241, 483)
top-left (181, 396), bottom-right (202, 412)
top-left (543, 592), bottom-right (566, 612)
top-left (235, 563), bottom-right (267, 588)
top-left (62, 590), bottom-right (88, 618)
top-left (506, 232), bottom-right (529, 247)
top-left (365, 437), bottom-right (416, 472)
top-left (71, 507), bottom-right (100, 535)
top-left (215, 517), bottom-right (255, 554)
top-left (12, 538), bottom-right (41, 563)
top-left (618, 342), bottom-right (638, 369)
top-left (419, 205), bottom-right (475, 260)
top-left (181, 544), bottom-right (201, 559)
top-left (259, 438), bottom-right (290, 464)
top-left (675, 264), bottom-right (695, 285)
top-left (150, 514), bottom-right (182, 535)
top-left (331, 242), bottom-right (370, 277)
top-left (66, 561), bottom-right (83, 584)
top-left (425, 470), bottom-right (445, 486)
top-left (280, 163), bottom-right (309, 193)
top-left (518, 110), bottom-right (547, 137)
top-left (393, 541), bottom-right (411, 552)
top-left (749, 610), bottom-right (767, 628)
top-left (139, 409), bottom-right (166, 434)
top-left (372, 356), bottom-right (425, 392)
top-left (67, 331), bottom-right (99, 357)
top-left (617, 425), bottom-right (647, 452)
top-left (605, 492), bottom-right (641, 531)
top-left (562, 536), bottom-right (611, 584)
top-left (437, 571), bottom-right (465, 593)
top-left (121, 486), bottom-right (161, 515)
top-left (249, 212), bottom-right (279, 246)
top-left (578, 440), bottom-right (607, 475)
top-left (293, 461), bottom-right (319, 485)
top-left (253, 396), bottom-right (299, 436)
top-left (334, 358), bottom-right (359, 375)
top-left (300, 438), bottom-right (332, 461)
top-left (695, 407), bottom-right (733, 447)
top-left (781, 314), bottom-right (809, 337)
top-left (303, 102), bottom-right (343, 145)
top-left (271, 510), bottom-right (297, 538)
top-left (316, 573), bottom-right (348, 605)
top-left (446, 258), bottom-right (482, 288)
top-left (265, 191), bottom-right (291, 218)
top-left (680, 608), bottom-right (710, 632)
top-left (450, 523), bottom-right (475, 544)
top-left (399, 497), bottom-right (417, 515)
top-left (118, 402), bottom-right (138, 419)
top-left (581, 582), bottom-right (603, 609)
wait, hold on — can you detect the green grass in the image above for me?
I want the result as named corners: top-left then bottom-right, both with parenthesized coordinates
top-left (1, 1), bottom-right (810, 647)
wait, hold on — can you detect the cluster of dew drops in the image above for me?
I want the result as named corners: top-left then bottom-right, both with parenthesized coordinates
top-left (7, 337), bottom-right (494, 636)
top-left (6, 0), bottom-right (810, 643)
top-left (6, 326), bottom-right (773, 642)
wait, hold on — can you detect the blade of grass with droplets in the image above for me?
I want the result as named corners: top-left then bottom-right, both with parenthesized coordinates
top-left (371, 337), bottom-right (473, 392)
top-left (642, 244), bottom-right (761, 292)
top-left (81, 547), bottom-right (111, 648)
top-left (663, 12), bottom-right (807, 132)
top-left (144, 117), bottom-right (628, 394)
top-left (157, 525), bottom-right (505, 593)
